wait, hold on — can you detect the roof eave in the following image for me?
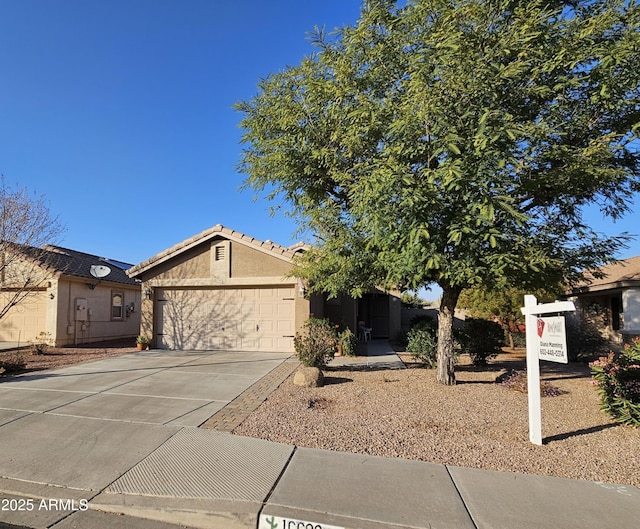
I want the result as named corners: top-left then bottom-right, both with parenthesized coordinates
top-left (570, 279), bottom-right (640, 295)
top-left (127, 224), bottom-right (300, 279)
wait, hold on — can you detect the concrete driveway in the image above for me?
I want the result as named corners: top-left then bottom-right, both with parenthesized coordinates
top-left (0, 350), bottom-right (291, 428)
top-left (0, 349), bottom-right (294, 528)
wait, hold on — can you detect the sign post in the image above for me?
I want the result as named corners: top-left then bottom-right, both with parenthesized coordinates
top-left (521, 295), bottom-right (575, 445)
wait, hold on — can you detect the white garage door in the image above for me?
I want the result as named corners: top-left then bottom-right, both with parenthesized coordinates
top-left (156, 286), bottom-right (295, 352)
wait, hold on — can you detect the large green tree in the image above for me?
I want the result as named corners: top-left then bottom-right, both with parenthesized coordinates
top-left (237, 0), bottom-right (640, 384)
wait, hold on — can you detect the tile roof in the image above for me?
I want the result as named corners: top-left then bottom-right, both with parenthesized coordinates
top-left (127, 224), bottom-right (310, 278)
top-left (19, 244), bottom-right (139, 286)
top-left (571, 255), bottom-right (640, 293)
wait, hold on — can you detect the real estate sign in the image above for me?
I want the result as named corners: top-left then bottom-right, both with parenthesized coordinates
top-left (536, 316), bottom-right (568, 364)
top-left (521, 295), bottom-right (575, 445)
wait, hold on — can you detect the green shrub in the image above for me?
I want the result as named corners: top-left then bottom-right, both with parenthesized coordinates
top-left (459, 319), bottom-right (504, 366)
top-left (409, 314), bottom-right (436, 331)
top-left (393, 329), bottom-right (408, 347)
top-left (406, 326), bottom-right (437, 368)
top-left (590, 339), bottom-right (640, 428)
top-left (566, 317), bottom-right (608, 362)
top-left (509, 331), bottom-right (527, 348)
top-left (293, 317), bottom-right (338, 368)
top-left (338, 327), bottom-right (357, 357)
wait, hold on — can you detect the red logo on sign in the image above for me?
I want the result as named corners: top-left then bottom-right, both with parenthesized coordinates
top-left (537, 319), bottom-right (545, 338)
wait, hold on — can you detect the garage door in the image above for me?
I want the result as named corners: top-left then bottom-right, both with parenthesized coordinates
top-left (0, 291), bottom-right (47, 343)
top-left (156, 286), bottom-right (295, 352)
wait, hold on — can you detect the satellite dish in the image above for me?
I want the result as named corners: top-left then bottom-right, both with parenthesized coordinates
top-left (90, 264), bottom-right (111, 279)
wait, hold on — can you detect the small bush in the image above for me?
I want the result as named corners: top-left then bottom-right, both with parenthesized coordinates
top-left (513, 331), bottom-right (527, 348)
top-left (497, 369), bottom-right (563, 397)
top-left (459, 319), bottom-right (504, 366)
top-left (566, 317), bottom-right (608, 362)
top-left (294, 317), bottom-right (337, 368)
top-left (393, 329), bottom-right (408, 347)
top-left (338, 327), bottom-right (357, 357)
top-left (409, 314), bottom-right (436, 331)
top-left (590, 339), bottom-right (640, 428)
top-left (0, 351), bottom-right (28, 375)
top-left (30, 331), bottom-right (52, 355)
top-left (30, 342), bottom-right (48, 355)
top-left (407, 326), bottom-right (437, 368)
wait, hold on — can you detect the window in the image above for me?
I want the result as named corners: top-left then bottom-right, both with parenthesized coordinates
top-left (111, 292), bottom-right (124, 320)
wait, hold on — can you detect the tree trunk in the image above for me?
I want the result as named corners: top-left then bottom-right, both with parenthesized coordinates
top-left (436, 285), bottom-right (462, 385)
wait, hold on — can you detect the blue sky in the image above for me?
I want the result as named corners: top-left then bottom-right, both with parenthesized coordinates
top-left (1, 0), bottom-right (637, 301)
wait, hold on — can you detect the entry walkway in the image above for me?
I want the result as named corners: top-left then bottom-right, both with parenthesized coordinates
top-left (330, 338), bottom-right (405, 370)
top-left (0, 347), bottom-right (638, 529)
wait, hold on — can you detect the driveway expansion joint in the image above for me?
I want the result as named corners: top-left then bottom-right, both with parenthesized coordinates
top-left (200, 357), bottom-right (299, 432)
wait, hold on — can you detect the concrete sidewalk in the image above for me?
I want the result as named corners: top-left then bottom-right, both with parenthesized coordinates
top-left (0, 346), bottom-right (638, 529)
top-left (4, 436), bottom-right (637, 529)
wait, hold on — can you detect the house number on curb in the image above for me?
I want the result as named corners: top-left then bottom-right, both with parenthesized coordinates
top-left (521, 295), bottom-right (576, 446)
top-left (259, 514), bottom-right (345, 529)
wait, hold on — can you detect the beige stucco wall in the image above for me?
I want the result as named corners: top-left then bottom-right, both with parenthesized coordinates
top-left (139, 239), bottom-right (293, 284)
top-left (230, 242), bottom-right (292, 278)
top-left (294, 290), bottom-right (311, 335)
top-left (52, 278), bottom-right (141, 346)
top-left (1, 277), bottom-right (140, 346)
top-left (140, 296), bottom-right (155, 344)
top-left (143, 245), bottom-right (211, 281)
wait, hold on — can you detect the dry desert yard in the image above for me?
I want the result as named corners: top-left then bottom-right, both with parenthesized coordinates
top-left (3, 341), bottom-right (638, 488)
top-left (235, 349), bottom-right (640, 488)
top-left (0, 339), bottom-right (137, 374)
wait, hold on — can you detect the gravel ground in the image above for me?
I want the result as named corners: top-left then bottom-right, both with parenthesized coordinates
top-left (234, 349), bottom-right (640, 487)
top-left (3, 341), bottom-right (637, 487)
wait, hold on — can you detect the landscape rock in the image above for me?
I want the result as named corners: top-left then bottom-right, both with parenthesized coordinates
top-left (236, 351), bottom-right (640, 488)
top-left (293, 367), bottom-right (324, 387)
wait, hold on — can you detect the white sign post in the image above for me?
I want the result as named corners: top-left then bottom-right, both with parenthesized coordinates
top-left (521, 295), bottom-right (575, 445)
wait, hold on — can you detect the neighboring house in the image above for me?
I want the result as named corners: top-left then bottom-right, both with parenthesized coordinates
top-left (127, 224), bottom-right (401, 352)
top-left (566, 255), bottom-right (640, 344)
top-left (0, 245), bottom-right (141, 346)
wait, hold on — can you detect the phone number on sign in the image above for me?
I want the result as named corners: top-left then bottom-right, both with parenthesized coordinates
top-left (1, 498), bottom-right (89, 512)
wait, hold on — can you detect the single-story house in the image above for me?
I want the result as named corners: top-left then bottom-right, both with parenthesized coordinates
top-left (566, 255), bottom-right (640, 344)
top-left (127, 224), bottom-right (401, 352)
top-left (0, 244), bottom-right (141, 346)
